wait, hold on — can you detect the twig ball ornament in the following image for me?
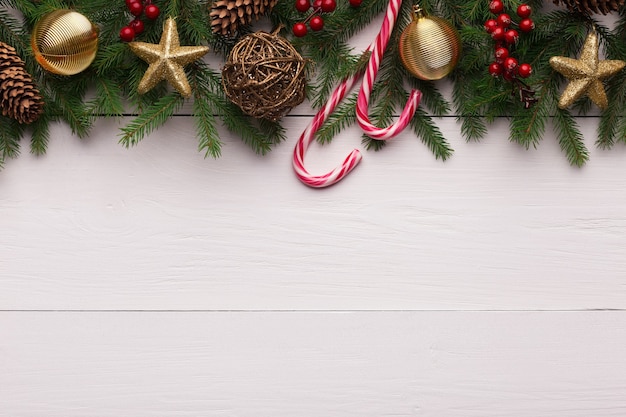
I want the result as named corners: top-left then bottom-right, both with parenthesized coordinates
top-left (221, 29), bottom-right (307, 121)
top-left (31, 10), bottom-right (99, 76)
top-left (398, 5), bottom-right (461, 80)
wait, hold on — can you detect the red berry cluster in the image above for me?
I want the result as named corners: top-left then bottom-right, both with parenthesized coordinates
top-left (120, 0), bottom-right (161, 42)
top-left (293, 0), bottom-right (355, 37)
top-left (484, 1), bottom-right (534, 80)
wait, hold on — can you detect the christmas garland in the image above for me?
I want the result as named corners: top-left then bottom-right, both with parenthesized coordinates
top-left (1, 0), bottom-right (626, 174)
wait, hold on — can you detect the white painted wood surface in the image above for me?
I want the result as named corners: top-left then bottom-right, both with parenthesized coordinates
top-left (2, 13), bottom-right (626, 416)
top-left (3, 312), bottom-right (626, 416)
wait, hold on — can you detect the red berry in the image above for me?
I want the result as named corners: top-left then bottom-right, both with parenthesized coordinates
top-left (313, 0), bottom-right (322, 8)
top-left (504, 57), bottom-right (518, 72)
top-left (517, 4), bottom-right (532, 18)
top-left (310, 15), bottom-right (324, 31)
top-left (489, 0), bottom-right (504, 14)
top-left (519, 18), bottom-right (534, 33)
top-left (320, 0), bottom-right (336, 12)
top-left (144, 4), bottom-right (160, 20)
top-left (128, 1), bottom-right (143, 16)
top-left (494, 46), bottom-right (509, 63)
top-left (349, 0), bottom-right (362, 6)
top-left (119, 26), bottom-right (135, 42)
top-left (504, 29), bottom-right (519, 44)
top-left (489, 62), bottom-right (503, 76)
top-left (295, 0), bottom-right (311, 12)
top-left (497, 13), bottom-right (511, 28)
top-left (125, 0), bottom-right (134, 7)
top-left (491, 27), bottom-right (505, 41)
top-left (518, 63), bottom-right (532, 78)
top-left (130, 18), bottom-right (144, 35)
top-left (484, 19), bottom-right (498, 33)
top-left (292, 22), bottom-right (307, 37)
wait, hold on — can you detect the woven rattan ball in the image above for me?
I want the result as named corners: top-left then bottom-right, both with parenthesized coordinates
top-left (222, 29), bottom-right (306, 121)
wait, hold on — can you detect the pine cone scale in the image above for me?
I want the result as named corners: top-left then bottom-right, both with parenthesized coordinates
top-left (210, 0), bottom-right (279, 36)
top-left (553, 0), bottom-right (624, 14)
top-left (0, 41), bottom-right (44, 124)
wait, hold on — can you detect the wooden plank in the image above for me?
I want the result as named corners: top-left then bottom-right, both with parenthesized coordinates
top-left (1, 118), bottom-right (626, 310)
top-left (1, 311), bottom-right (625, 416)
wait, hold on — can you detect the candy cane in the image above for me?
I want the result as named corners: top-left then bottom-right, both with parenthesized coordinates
top-left (293, 70), bottom-right (364, 188)
top-left (355, 0), bottom-right (421, 139)
top-left (293, 0), bottom-right (421, 188)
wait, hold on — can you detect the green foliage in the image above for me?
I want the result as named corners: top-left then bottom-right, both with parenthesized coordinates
top-left (452, 1), bottom-right (619, 165)
top-left (0, 0), bottom-right (625, 170)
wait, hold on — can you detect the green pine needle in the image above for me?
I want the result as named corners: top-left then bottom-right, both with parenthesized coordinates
top-left (0, 116), bottom-right (23, 160)
top-left (553, 109), bottom-right (589, 167)
top-left (29, 117), bottom-right (50, 156)
top-left (411, 109), bottom-right (454, 161)
top-left (119, 93), bottom-right (184, 147)
top-left (315, 93), bottom-right (359, 144)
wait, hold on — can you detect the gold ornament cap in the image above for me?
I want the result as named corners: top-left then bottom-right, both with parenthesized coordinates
top-left (399, 5), bottom-right (461, 81)
top-left (31, 9), bottom-right (99, 76)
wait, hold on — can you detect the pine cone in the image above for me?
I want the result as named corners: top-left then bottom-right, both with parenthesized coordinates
top-left (0, 42), bottom-right (44, 124)
top-left (553, 0), bottom-right (624, 14)
top-left (209, 0), bottom-right (278, 36)
top-left (0, 41), bottom-right (25, 71)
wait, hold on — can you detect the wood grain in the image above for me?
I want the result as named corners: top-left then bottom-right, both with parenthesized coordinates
top-left (2, 12), bottom-right (626, 415)
top-left (1, 117), bottom-right (626, 310)
top-left (1, 311), bottom-right (625, 417)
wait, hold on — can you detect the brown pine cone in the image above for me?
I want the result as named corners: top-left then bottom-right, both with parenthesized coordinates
top-left (0, 41), bottom-right (25, 71)
top-left (553, 0), bottom-right (624, 14)
top-left (209, 0), bottom-right (278, 36)
top-left (0, 66), bottom-right (44, 125)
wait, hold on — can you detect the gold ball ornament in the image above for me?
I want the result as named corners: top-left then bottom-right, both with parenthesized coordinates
top-left (31, 10), bottom-right (98, 76)
top-left (398, 5), bottom-right (461, 81)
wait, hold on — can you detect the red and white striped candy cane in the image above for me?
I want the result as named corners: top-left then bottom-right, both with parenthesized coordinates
top-left (356, 0), bottom-right (421, 139)
top-left (293, 0), bottom-right (421, 188)
top-left (293, 70), bottom-right (364, 188)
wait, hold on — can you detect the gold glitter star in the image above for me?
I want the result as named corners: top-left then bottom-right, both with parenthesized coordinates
top-left (129, 18), bottom-right (209, 98)
top-left (549, 31), bottom-right (625, 110)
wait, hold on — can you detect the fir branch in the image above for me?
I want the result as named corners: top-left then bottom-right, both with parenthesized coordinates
top-left (45, 83), bottom-right (92, 138)
top-left (257, 117), bottom-right (287, 148)
top-left (190, 63), bottom-right (223, 158)
top-left (598, 11), bottom-right (626, 148)
top-left (20, 0), bottom-right (67, 25)
top-left (93, 43), bottom-right (130, 77)
top-left (218, 102), bottom-right (282, 155)
top-left (193, 96), bottom-right (221, 158)
top-left (0, 8), bottom-right (27, 57)
top-left (407, 77), bottom-right (451, 116)
top-left (119, 93), bottom-right (184, 147)
top-left (86, 77), bottom-right (125, 118)
top-left (0, 115), bottom-right (23, 160)
top-left (452, 74), bottom-right (487, 141)
top-left (410, 109), bottom-right (454, 161)
top-left (315, 92), bottom-right (358, 144)
top-left (29, 116), bottom-right (50, 156)
top-left (508, 89), bottom-right (548, 149)
top-left (174, 0), bottom-right (212, 45)
top-left (553, 108), bottom-right (588, 167)
top-left (309, 45), bottom-right (364, 109)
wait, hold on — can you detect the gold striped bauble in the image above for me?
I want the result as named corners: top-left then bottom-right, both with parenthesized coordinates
top-left (31, 10), bottom-right (98, 76)
top-left (398, 5), bottom-right (461, 81)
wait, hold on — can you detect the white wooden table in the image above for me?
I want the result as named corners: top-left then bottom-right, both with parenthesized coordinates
top-left (2, 17), bottom-right (626, 416)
